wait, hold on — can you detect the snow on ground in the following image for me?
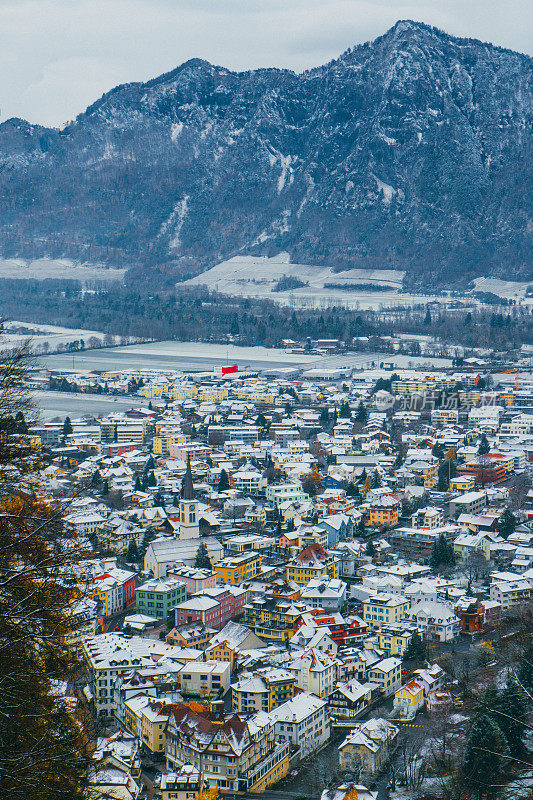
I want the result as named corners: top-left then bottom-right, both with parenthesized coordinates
top-left (473, 276), bottom-right (532, 300)
top-left (169, 196), bottom-right (190, 249)
top-left (180, 253), bottom-right (436, 310)
top-left (2, 321), bottom-right (119, 353)
top-left (0, 258), bottom-right (125, 282)
top-left (101, 340), bottom-right (319, 364)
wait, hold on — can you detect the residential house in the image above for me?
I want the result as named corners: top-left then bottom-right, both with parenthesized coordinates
top-left (136, 578), bottom-right (187, 619)
top-left (362, 594), bottom-right (409, 631)
top-left (328, 679), bottom-right (375, 721)
top-left (367, 657), bottom-right (402, 697)
top-left (338, 719), bottom-right (399, 775)
top-left (301, 578), bottom-right (347, 612)
top-left (286, 543), bottom-right (340, 586)
top-left (178, 660), bottom-right (231, 699)
top-left (406, 602), bottom-right (460, 642)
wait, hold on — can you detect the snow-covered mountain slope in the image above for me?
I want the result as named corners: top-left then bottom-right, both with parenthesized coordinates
top-left (0, 21), bottom-right (531, 284)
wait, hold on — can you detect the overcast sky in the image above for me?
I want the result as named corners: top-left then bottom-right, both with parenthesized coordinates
top-left (1, 0), bottom-right (531, 128)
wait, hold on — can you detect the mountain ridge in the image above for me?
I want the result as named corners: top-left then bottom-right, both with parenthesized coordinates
top-left (0, 20), bottom-right (531, 284)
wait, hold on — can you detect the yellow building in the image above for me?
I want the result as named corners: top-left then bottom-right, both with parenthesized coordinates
top-left (215, 552), bottom-right (261, 585)
top-left (393, 680), bottom-right (425, 715)
top-left (363, 594), bottom-right (410, 631)
top-left (205, 641), bottom-right (238, 671)
top-left (450, 475), bottom-right (475, 492)
top-left (141, 701), bottom-right (172, 754)
top-left (378, 625), bottom-right (419, 657)
top-left (244, 598), bottom-right (305, 642)
top-left (153, 434), bottom-right (187, 456)
top-left (232, 667), bottom-right (296, 713)
top-left (165, 703), bottom-right (289, 792)
top-left (453, 532), bottom-right (492, 561)
top-left (286, 543), bottom-right (339, 586)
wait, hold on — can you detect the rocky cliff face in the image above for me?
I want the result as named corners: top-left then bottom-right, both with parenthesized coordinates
top-left (0, 21), bottom-right (531, 284)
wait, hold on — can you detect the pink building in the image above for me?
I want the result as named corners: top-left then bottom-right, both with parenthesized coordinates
top-left (167, 564), bottom-right (217, 596)
top-left (174, 586), bottom-right (248, 630)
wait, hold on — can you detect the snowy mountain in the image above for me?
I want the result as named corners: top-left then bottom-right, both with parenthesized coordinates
top-left (0, 21), bottom-right (531, 284)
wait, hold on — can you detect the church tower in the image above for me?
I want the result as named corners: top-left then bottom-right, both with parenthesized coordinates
top-left (179, 455), bottom-right (199, 540)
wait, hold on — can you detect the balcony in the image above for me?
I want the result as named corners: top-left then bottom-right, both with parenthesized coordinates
top-left (240, 740), bottom-right (290, 790)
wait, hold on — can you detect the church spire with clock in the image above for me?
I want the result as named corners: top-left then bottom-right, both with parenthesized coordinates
top-left (179, 455), bottom-right (199, 540)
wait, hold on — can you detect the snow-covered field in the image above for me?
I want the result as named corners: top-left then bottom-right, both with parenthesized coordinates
top-left (473, 276), bottom-right (533, 300)
top-left (0, 257), bottom-right (125, 282)
top-left (2, 321), bottom-right (119, 353)
top-left (181, 253), bottom-right (480, 310)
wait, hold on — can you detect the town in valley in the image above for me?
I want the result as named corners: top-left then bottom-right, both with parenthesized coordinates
top-left (14, 329), bottom-right (533, 800)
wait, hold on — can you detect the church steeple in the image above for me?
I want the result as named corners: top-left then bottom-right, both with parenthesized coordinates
top-left (179, 454), bottom-right (199, 540)
top-left (182, 454), bottom-right (194, 500)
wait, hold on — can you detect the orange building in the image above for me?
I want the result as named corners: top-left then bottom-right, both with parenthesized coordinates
top-left (369, 495), bottom-right (400, 528)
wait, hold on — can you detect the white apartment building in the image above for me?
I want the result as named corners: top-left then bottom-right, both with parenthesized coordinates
top-left (406, 601), bottom-right (460, 642)
top-left (177, 660), bottom-right (230, 698)
top-left (301, 578), bottom-right (347, 612)
top-left (266, 483), bottom-right (309, 507)
top-left (82, 634), bottom-right (177, 716)
top-left (490, 572), bottom-right (532, 610)
top-left (286, 648), bottom-right (337, 698)
top-left (270, 692), bottom-right (330, 759)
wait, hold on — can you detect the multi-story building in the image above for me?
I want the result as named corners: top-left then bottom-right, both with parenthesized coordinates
top-left (328, 679), bottom-right (375, 721)
top-left (165, 622), bottom-right (216, 649)
top-left (231, 667), bottom-right (296, 712)
top-left (82, 634), bottom-right (177, 716)
top-left (178, 660), bottom-right (231, 698)
top-left (368, 495), bottom-right (400, 528)
top-left (136, 578), bottom-right (187, 619)
top-left (269, 692), bottom-right (330, 760)
top-left (338, 719), bottom-right (399, 775)
top-left (405, 601), bottom-right (460, 642)
top-left (300, 578), bottom-right (347, 612)
top-left (159, 765), bottom-right (204, 800)
top-left (243, 598), bottom-right (307, 643)
top-left (490, 572), bottom-right (532, 610)
top-left (286, 648), bottom-right (337, 698)
top-left (393, 680), bottom-right (425, 717)
top-left (286, 543), bottom-right (339, 586)
top-left (411, 506), bottom-right (444, 529)
top-left (449, 490), bottom-right (487, 519)
top-left (174, 586), bottom-right (248, 630)
top-left (214, 552), bottom-right (261, 585)
top-left (266, 483), bottom-right (308, 508)
top-left (377, 624), bottom-right (420, 657)
top-left (367, 657), bottom-right (402, 697)
top-left (165, 704), bottom-right (290, 793)
top-left (296, 609), bottom-right (368, 648)
top-left (167, 565), bottom-right (217, 595)
top-left (390, 525), bottom-right (457, 560)
top-left (362, 594), bottom-right (409, 631)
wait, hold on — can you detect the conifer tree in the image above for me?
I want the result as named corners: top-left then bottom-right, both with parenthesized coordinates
top-left (127, 538), bottom-right (139, 562)
top-left (218, 469), bottom-right (230, 492)
top-left (498, 508), bottom-right (516, 539)
top-left (478, 433), bottom-right (490, 456)
top-left (195, 542), bottom-right (213, 570)
top-left (461, 714), bottom-right (510, 797)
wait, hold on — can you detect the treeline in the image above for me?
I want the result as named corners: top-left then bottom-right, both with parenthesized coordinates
top-left (0, 277), bottom-right (532, 351)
